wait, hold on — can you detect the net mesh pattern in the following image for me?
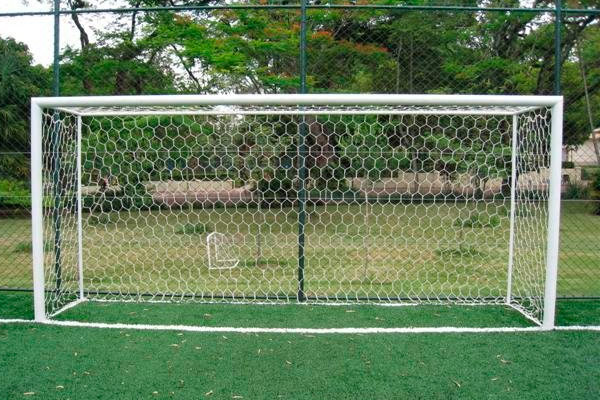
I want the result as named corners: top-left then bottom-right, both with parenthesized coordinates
top-left (39, 103), bottom-right (553, 324)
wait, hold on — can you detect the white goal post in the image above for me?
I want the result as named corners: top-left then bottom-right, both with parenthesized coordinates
top-left (30, 94), bottom-right (563, 329)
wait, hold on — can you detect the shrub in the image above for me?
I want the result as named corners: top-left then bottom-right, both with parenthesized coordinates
top-left (0, 179), bottom-right (31, 208)
top-left (175, 222), bottom-right (213, 235)
top-left (83, 182), bottom-right (154, 212)
top-left (582, 166), bottom-right (600, 181)
top-left (256, 169), bottom-right (297, 207)
top-left (562, 161), bottom-right (575, 169)
top-left (563, 181), bottom-right (590, 200)
top-left (455, 213), bottom-right (500, 228)
top-left (592, 171), bottom-right (600, 216)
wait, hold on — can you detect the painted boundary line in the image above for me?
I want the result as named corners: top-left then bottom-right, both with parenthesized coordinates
top-left (1, 319), bottom-right (599, 333)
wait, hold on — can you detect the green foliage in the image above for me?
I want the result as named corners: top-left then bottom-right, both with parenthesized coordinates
top-left (338, 116), bottom-right (412, 179)
top-left (593, 171), bottom-right (600, 192)
top-left (175, 222), bottom-right (213, 235)
top-left (256, 168), bottom-right (297, 206)
top-left (455, 213), bottom-right (501, 228)
top-left (0, 179), bottom-right (31, 208)
top-left (582, 166), bottom-right (600, 181)
top-left (592, 171), bottom-right (600, 216)
top-left (0, 37), bottom-right (50, 181)
top-left (563, 181), bottom-right (591, 200)
top-left (83, 182), bottom-right (154, 212)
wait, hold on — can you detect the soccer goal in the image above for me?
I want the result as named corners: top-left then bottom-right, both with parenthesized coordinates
top-left (207, 232), bottom-right (240, 270)
top-left (30, 94), bottom-right (563, 329)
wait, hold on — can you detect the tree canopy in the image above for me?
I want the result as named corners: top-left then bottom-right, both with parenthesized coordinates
top-left (5, 1), bottom-right (600, 188)
top-left (0, 36), bottom-right (50, 180)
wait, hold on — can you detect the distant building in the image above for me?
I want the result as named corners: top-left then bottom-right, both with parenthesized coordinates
top-left (563, 128), bottom-right (600, 166)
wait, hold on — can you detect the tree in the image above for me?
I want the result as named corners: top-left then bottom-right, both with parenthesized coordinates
top-left (29, 0), bottom-right (600, 188)
top-left (0, 37), bottom-right (50, 181)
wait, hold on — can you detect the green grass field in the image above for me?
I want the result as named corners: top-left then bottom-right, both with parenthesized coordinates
top-left (0, 202), bottom-right (600, 296)
top-left (1, 200), bottom-right (599, 398)
top-left (1, 200), bottom-right (599, 400)
top-left (0, 322), bottom-right (598, 399)
top-left (0, 292), bottom-right (599, 399)
top-left (2, 201), bottom-right (599, 301)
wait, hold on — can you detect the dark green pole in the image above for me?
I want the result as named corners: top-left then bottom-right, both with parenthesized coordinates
top-left (53, 0), bottom-right (60, 97)
top-left (297, 0), bottom-right (308, 302)
top-left (52, 0), bottom-right (62, 292)
top-left (554, 0), bottom-right (562, 95)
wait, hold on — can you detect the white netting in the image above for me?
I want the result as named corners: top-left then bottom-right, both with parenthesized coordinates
top-left (511, 109), bottom-right (553, 321)
top-left (38, 101), bottom-right (556, 324)
top-left (41, 112), bottom-right (80, 315)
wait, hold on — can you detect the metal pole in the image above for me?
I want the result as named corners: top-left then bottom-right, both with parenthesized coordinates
top-left (543, 99), bottom-right (563, 330)
top-left (77, 116), bottom-right (84, 299)
top-left (506, 115), bottom-right (518, 304)
top-left (53, 0), bottom-right (60, 96)
top-left (52, 0), bottom-right (62, 293)
top-left (553, 0), bottom-right (562, 95)
top-left (31, 101), bottom-right (46, 322)
top-left (297, 0), bottom-right (308, 302)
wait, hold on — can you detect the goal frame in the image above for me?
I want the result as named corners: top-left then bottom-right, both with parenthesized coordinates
top-left (30, 94), bottom-right (563, 329)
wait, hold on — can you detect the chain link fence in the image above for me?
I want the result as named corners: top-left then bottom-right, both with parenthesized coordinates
top-left (0, 2), bottom-right (598, 299)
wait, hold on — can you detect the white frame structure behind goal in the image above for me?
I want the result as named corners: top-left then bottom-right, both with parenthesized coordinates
top-left (31, 94), bottom-right (563, 331)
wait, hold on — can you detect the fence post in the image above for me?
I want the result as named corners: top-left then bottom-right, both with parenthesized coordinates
top-left (51, 0), bottom-right (62, 292)
top-left (53, 0), bottom-right (60, 96)
top-left (297, 0), bottom-right (308, 301)
top-left (554, 0), bottom-right (562, 95)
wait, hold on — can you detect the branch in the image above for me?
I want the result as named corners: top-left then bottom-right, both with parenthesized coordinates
top-left (67, 0), bottom-right (90, 49)
top-left (170, 44), bottom-right (202, 89)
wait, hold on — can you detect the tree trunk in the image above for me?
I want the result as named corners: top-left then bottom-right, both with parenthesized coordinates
top-left (68, 0), bottom-right (93, 93)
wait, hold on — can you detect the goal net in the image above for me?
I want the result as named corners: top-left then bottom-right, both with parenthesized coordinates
top-left (31, 94), bottom-right (563, 329)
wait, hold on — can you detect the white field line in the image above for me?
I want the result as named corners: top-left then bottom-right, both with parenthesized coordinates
top-left (0, 319), bottom-right (32, 324)
top-left (555, 325), bottom-right (600, 331)
top-left (90, 298), bottom-right (516, 308)
top-left (0, 319), bottom-right (598, 332)
top-left (91, 298), bottom-right (421, 307)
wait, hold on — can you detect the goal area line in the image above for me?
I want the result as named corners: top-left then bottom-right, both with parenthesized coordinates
top-left (1, 318), bottom-right (598, 333)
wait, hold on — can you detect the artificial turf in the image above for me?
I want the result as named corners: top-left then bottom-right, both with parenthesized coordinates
top-left (55, 301), bottom-right (534, 328)
top-left (1, 292), bottom-right (599, 399)
top-left (0, 323), bottom-right (598, 399)
top-left (1, 291), bottom-right (599, 326)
